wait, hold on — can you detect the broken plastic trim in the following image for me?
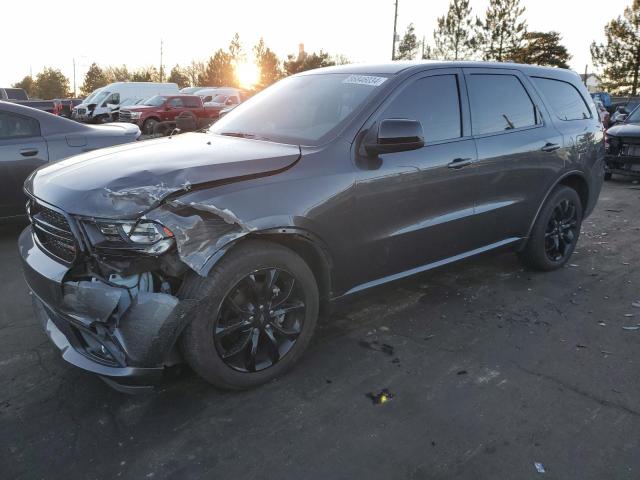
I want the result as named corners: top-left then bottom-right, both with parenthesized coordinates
top-left (146, 199), bottom-right (256, 276)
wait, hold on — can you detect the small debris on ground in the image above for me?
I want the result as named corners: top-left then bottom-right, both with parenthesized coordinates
top-left (358, 340), bottom-right (394, 356)
top-left (605, 208), bottom-right (623, 213)
top-left (457, 370), bottom-right (468, 375)
top-left (366, 388), bottom-right (394, 405)
top-left (622, 326), bottom-right (640, 331)
top-left (379, 326), bottom-right (390, 332)
top-left (624, 313), bottom-right (635, 317)
top-left (598, 322), bottom-right (607, 327)
top-left (632, 300), bottom-right (640, 308)
top-left (576, 344), bottom-right (588, 349)
top-left (534, 462), bottom-right (546, 473)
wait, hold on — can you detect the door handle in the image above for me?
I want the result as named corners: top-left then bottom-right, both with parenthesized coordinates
top-left (447, 157), bottom-right (473, 169)
top-left (541, 142), bottom-right (560, 152)
top-left (20, 148), bottom-right (38, 157)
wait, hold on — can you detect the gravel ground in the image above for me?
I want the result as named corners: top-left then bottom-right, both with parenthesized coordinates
top-left (1, 178), bottom-right (639, 480)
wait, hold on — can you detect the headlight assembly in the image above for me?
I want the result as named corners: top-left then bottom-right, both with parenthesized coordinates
top-left (95, 220), bottom-right (175, 255)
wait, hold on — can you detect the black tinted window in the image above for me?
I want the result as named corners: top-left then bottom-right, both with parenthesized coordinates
top-left (382, 75), bottom-right (461, 143)
top-left (183, 96), bottom-right (201, 108)
top-left (467, 74), bottom-right (537, 135)
top-left (0, 112), bottom-right (40, 139)
top-left (532, 77), bottom-right (591, 121)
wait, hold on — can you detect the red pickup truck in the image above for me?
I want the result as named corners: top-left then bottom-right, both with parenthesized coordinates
top-left (118, 94), bottom-right (217, 134)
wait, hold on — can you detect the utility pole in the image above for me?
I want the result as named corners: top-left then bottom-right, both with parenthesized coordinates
top-left (159, 39), bottom-right (164, 82)
top-left (391, 0), bottom-right (398, 60)
top-left (73, 58), bottom-right (76, 97)
top-left (422, 35), bottom-right (426, 59)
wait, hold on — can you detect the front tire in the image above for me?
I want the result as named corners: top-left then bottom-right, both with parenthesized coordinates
top-left (518, 185), bottom-right (583, 271)
top-left (142, 118), bottom-right (159, 135)
top-left (179, 240), bottom-right (319, 390)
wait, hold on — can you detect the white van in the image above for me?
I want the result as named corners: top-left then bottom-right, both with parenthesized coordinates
top-left (72, 82), bottom-right (179, 123)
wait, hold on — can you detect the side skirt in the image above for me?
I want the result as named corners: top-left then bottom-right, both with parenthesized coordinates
top-left (338, 237), bottom-right (522, 298)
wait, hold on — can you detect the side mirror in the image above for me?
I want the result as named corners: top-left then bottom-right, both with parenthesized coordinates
top-left (365, 119), bottom-right (425, 155)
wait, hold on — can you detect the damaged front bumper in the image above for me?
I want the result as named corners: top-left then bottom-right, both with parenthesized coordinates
top-left (605, 154), bottom-right (640, 177)
top-left (19, 227), bottom-right (195, 393)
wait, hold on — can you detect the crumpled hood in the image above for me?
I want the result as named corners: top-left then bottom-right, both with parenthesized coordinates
top-left (25, 133), bottom-right (301, 218)
top-left (606, 123), bottom-right (640, 138)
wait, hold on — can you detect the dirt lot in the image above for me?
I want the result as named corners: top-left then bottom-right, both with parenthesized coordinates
top-left (1, 179), bottom-right (639, 480)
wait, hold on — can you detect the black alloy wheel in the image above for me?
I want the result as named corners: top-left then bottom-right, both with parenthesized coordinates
top-left (544, 199), bottom-right (578, 262)
top-left (214, 268), bottom-right (305, 373)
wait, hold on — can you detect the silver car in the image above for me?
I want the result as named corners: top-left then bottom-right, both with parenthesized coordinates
top-left (0, 101), bottom-right (140, 220)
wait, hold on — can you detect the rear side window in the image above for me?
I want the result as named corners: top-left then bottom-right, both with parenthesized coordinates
top-left (532, 77), bottom-right (591, 121)
top-left (381, 74), bottom-right (461, 143)
top-left (0, 112), bottom-right (40, 139)
top-left (183, 96), bottom-right (201, 108)
top-left (467, 74), bottom-right (538, 135)
top-left (169, 98), bottom-right (184, 107)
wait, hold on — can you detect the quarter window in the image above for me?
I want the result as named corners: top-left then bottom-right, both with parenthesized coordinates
top-left (467, 74), bottom-right (538, 135)
top-left (0, 112), bottom-right (40, 139)
top-left (381, 75), bottom-right (461, 143)
top-left (532, 77), bottom-right (591, 121)
top-left (169, 98), bottom-right (184, 108)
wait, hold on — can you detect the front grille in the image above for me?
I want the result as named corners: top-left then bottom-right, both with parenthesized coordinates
top-left (29, 201), bottom-right (77, 263)
top-left (118, 110), bottom-right (132, 122)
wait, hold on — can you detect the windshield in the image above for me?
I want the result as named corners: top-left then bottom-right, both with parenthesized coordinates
top-left (84, 88), bottom-right (103, 104)
top-left (143, 95), bottom-right (167, 106)
top-left (91, 90), bottom-right (110, 105)
top-left (210, 73), bottom-right (389, 145)
top-left (210, 94), bottom-right (228, 103)
top-left (626, 105), bottom-right (640, 124)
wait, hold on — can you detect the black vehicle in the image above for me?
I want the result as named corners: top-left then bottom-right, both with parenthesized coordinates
top-left (604, 104), bottom-right (640, 178)
top-left (19, 62), bottom-right (604, 392)
top-left (0, 87), bottom-right (29, 101)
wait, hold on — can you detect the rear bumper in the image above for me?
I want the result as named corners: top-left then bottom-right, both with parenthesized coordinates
top-left (18, 226), bottom-right (195, 392)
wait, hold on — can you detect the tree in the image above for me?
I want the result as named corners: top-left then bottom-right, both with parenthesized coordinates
top-left (422, 42), bottom-right (434, 60)
top-left (475, 0), bottom-right (527, 62)
top-left (228, 33), bottom-right (245, 64)
top-left (253, 38), bottom-right (282, 89)
top-left (12, 75), bottom-right (36, 97)
top-left (283, 50), bottom-right (335, 76)
top-left (591, 0), bottom-right (640, 95)
top-left (396, 23), bottom-right (420, 60)
top-left (131, 66), bottom-right (160, 82)
top-left (202, 49), bottom-right (236, 87)
top-left (185, 61), bottom-right (206, 86)
top-left (80, 62), bottom-right (108, 96)
top-left (511, 31), bottom-right (571, 68)
top-left (104, 65), bottom-right (131, 83)
top-left (433, 0), bottom-right (476, 60)
top-left (34, 67), bottom-right (70, 99)
top-left (167, 64), bottom-right (190, 88)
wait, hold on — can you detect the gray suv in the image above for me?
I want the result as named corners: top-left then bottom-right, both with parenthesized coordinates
top-left (19, 62), bottom-right (604, 392)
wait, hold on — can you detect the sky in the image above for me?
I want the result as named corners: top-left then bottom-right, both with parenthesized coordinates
top-left (0, 0), bottom-right (631, 89)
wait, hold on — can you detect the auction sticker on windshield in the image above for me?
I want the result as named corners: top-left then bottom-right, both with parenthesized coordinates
top-left (342, 75), bottom-right (387, 87)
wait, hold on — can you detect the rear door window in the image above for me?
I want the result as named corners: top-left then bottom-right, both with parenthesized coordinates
top-left (531, 77), bottom-right (591, 121)
top-left (0, 112), bottom-right (40, 139)
top-left (466, 74), bottom-right (538, 135)
top-left (381, 74), bottom-right (461, 143)
top-left (169, 98), bottom-right (184, 108)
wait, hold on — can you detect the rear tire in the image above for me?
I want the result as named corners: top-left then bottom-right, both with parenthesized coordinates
top-left (518, 185), bottom-right (583, 271)
top-left (179, 240), bottom-right (319, 390)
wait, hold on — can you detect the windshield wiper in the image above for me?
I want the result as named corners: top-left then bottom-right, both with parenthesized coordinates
top-left (219, 132), bottom-right (273, 142)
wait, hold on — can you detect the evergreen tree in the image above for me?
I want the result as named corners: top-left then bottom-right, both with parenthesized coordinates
top-left (433, 0), bottom-right (476, 60)
top-left (396, 23), bottom-right (420, 60)
top-left (475, 0), bottom-right (527, 62)
top-left (253, 38), bottom-right (282, 88)
top-left (511, 31), bottom-right (571, 68)
top-left (80, 63), bottom-right (108, 96)
top-left (202, 49), bottom-right (236, 87)
top-left (283, 50), bottom-right (335, 76)
top-left (591, 0), bottom-right (640, 95)
top-left (34, 67), bottom-right (70, 99)
top-left (167, 65), bottom-right (190, 88)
